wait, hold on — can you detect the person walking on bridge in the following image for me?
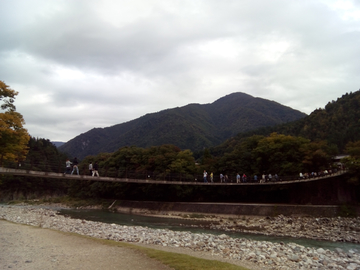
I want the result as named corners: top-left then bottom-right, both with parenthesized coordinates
top-left (64, 159), bottom-right (72, 174)
top-left (203, 170), bottom-right (208, 183)
top-left (92, 162), bottom-right (99, 177)
top-left (89, 162), bottom-right (93, 176)
top-left (71, 157), bottom-right (79, 175)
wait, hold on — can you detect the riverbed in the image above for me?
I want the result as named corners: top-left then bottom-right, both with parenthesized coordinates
top-left (58, 208), bottom-right (360, 253)
top-left (2, 204), bottom-right (360, 269)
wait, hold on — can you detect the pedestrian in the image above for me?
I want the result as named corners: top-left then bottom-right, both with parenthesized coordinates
top-left (236, 173), bottom-right (240, 183)
top-left (64, 159), bottom-right (72, 174)
top-left (210, 172), bottom-right (213, 183)
top-left (71, 157), bottom-right (79, 175)
top-left (92, 162), bottom-right (99, 177)
top-left (261, 173), bottom-right (266, 183)
top-left (89, 162), bottom-right (93, 176)
top-left (203, 170), bottom-right (208, 182)
top-left (220, 173), bottom-right (224, 183)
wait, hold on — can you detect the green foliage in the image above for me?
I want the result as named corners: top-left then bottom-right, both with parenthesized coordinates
top-left (92, 145), bottom-right (197, 179)
top-left (210, 89), bottom-right (360, 179)
top-left (342, 140), bottom-right (360, 182)
top-left (88, 238), bottom-right (250, 270)
top-left (301, 140), bottom-right (333, 172)
top-left (140, 246), bottom-right (248, 270)
top-left (222, 90), bottom-right (360, 155)
top-left (254, 133), bottom-right (311, 174)
top-left (208, 133), bottom-right (333, 177)
top-left (23, 137), bottom-right (69, 172)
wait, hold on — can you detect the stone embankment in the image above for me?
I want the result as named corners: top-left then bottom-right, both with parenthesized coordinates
top-left (1, 205), bottom-right (360, 270)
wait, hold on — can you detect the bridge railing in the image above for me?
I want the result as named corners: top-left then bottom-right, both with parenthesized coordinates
top-left (2, 159), bottom-right (64, 173)
top-left (1, 160), bottom-right (346, 184)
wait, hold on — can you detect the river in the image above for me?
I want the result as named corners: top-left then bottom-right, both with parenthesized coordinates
top-left (58, 208), bottom-right (360, 252)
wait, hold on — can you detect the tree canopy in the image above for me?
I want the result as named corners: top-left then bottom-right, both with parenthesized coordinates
top-left (343, 140), bottom-right (360, 183)
top-left (217, 90), bottom-right (360, 155)
top-left (0, 81), bottom-right (18, 111)
top-left (0, 81), bottom-right (30, 164)
top-left (211, 133), bottom-right (334, 177)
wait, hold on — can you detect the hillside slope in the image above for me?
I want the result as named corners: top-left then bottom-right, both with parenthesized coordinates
top-left (59, 92), bottom-right (306, 159)
top-left (218, 90), bottom-right (360, 154)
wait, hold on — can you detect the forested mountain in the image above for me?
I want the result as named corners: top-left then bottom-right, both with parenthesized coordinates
top-left (217, 90), bottom-right (360, 155)
top-left (59, 92), bottom-right (306, 159)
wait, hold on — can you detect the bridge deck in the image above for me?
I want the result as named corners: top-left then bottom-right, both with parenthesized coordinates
top-left (0, 167), bottom-right (346, 185)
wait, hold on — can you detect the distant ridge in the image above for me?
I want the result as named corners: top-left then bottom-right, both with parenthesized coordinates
top-left (51, 141), bottom-right (65, 147)
top-left (59, 92), bottom-right (306, 159)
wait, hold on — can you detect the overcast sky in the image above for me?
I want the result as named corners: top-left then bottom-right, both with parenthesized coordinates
top-left (1, 0), bottom-right (359, 142)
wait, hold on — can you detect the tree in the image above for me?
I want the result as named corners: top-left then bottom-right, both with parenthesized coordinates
top-left (0, 81), bottom-right (17, 111)
top-left (300, 140), bottom-right (332, 172)
top-left (252, 133), bottom-right (309, 175)
top-left (168, 149), bottom-right (196, 175)
top-left (0, 81), bottom-right (30, 165)
top-left (24, 137), bottom-right (68, 172)
top-left (343, 140), bottom-right (360, 182)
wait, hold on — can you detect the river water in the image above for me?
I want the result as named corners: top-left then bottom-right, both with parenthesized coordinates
top-left (58, 208), bottom-right (360, 252)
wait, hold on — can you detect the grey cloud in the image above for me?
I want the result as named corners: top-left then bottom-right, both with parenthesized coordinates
top-left (1, 0), bottom-right (360, 141)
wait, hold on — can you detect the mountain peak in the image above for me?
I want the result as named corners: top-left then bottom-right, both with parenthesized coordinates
top-left (59, 93), bottom-right (306, 159)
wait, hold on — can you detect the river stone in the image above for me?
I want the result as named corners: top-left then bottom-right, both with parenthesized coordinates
top-left (288, 254), bottom-right (300, 262)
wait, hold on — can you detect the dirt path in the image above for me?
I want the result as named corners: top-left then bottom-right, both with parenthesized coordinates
top-left (0, 220), bottom-right (173, 270)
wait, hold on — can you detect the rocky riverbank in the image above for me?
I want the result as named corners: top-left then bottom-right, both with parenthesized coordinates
top-left (1, 205), bottom-right (360, 269)
top-left (210, 215), bottom-right (360, 244)
top-left (112, 205), bottom-right (360, 243)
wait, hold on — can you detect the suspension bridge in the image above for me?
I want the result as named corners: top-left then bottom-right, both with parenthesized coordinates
top-left (0, 166), bottom-right (347, 186)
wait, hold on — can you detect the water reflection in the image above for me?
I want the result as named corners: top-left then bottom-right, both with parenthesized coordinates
top-left (59, 208), bottom-right (360, 252)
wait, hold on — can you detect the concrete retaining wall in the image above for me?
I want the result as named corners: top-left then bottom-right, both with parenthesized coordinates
top-left (114, 200), bottom-right (360, 217)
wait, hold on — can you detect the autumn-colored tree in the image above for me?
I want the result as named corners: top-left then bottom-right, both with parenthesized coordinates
top-left (0, 81), bottom-right (17, 111)
top-left (0, 81), bottom-right (30, 165)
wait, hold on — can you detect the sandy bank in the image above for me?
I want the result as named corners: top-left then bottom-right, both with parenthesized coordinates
top-left (0, 220), bottom-right (173, 270)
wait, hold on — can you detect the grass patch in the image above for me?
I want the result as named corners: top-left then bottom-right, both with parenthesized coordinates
top-left (56, 230), bottom-right (250, 270)
top-left (138, 247), bottom-right (248, 270)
